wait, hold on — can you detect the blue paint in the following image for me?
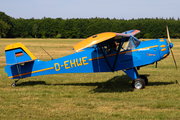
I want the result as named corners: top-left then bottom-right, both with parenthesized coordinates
top-left (4, 30), bottom-right (172, 82)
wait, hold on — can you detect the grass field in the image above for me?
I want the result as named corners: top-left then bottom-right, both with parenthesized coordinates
top-left (0, 38), bottom-right (180, 119)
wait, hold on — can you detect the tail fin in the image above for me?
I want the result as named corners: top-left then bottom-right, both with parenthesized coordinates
top-left (5, 43), bottom-right (36, 65)
top-left (5, 43), bottom-right (37, 79)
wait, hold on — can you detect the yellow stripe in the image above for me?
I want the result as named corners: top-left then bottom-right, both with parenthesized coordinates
top-left (163, 54), bottom-right (168, 58)
top-left (160, 45), bottom-right (166, 47)
top-left (9, 67), bottom-right (54, 78)
top-left (161, 48), bottom-right (166, 51)
top-left (89, 45), bottom-right (158, 61)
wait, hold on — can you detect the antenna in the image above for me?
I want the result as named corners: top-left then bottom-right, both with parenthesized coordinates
top-left (40, 46), bottom-right (54, 60)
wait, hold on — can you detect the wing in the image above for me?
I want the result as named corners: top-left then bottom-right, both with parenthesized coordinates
top-left (122, 30), bottom-right (140, 36)
top-left (73, 32), bottom-right (130, 52)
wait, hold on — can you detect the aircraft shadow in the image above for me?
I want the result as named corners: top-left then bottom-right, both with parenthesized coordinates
top-left (16, 74), bottom-right (175, 93)
top-left (16, 81), bottom-right (47, 86)
top-left (16, 75), bottom-right (134, 93)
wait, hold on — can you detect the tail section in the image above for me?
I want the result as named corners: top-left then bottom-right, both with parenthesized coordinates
top-left (5, 43), bottom-right (37, 79)
top-left (5, 43), bottom-right (36, 65)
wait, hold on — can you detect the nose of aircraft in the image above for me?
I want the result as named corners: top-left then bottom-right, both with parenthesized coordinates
top-left (158, 38), bottom-right (177, 69)
top-left (158, 38), bottom-right (170, 59)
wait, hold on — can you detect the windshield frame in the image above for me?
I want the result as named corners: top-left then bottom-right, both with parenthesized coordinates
top-left (131, 36), bottom-right (141, 47)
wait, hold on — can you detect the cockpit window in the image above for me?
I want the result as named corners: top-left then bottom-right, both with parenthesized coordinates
top-left (123, 39), bottom-right (135, 50)
top-left (98, 37), bottom-right (141, 54)
top-left (122, 37), bottom-right (140, 51)
top-left (132, 37), bottom-right (140, 47)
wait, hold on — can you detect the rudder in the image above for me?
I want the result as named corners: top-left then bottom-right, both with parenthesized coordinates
top-left (5, 43), bottom-right (37, 79)
top-left (5, 43), bottom-right (36, 65)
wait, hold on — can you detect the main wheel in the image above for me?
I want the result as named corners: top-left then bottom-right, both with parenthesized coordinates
top-left (133, 78), bottom-right (145, 89)
top-left (140, 75), bottom-right (148, 85)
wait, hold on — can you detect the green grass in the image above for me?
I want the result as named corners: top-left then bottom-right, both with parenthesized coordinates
top-left (0, 38), bottom-right (180, 119)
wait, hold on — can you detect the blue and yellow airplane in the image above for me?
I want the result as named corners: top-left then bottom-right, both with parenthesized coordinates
top-left (4, 26), bottom-right (177, 89)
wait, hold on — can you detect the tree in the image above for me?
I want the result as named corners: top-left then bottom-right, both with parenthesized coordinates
top-left (0, 11), bottom-right (12, 24)
top-left (143, 33), bottom-right (151, 39)
top-left (1, 11), bottom-right (180, 39)
top-left (32, 24), bottom-right (38, 38)
top-left (0, 11), bottom-right (12, 37)
top-left (0, 20), bottom-right (10, 38)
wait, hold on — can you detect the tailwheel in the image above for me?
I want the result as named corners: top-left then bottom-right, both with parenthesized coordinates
top-left (11, 83), bottom-right (16, 87)
top-left (11, 79), bottom-right (19, 87)
top-left (133, 78), bottom-right (145, 89)
top-left (140, 75), bottom-right (148, 85)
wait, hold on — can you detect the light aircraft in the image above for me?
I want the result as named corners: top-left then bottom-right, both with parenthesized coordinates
top-left (4, 26), bottom-right (177, 89)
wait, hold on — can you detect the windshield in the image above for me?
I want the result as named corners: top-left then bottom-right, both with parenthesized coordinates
top-left (122, 37), bottom-right (140, 51)
top-left (132, 37), bottom-right (140, 47)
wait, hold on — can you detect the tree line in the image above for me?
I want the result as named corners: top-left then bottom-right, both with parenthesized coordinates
top-left (1, 11), bottom-right (180, 39)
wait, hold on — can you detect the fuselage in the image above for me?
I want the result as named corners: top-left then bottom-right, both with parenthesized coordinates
top-left (5, 38), bottom-right (170, 79)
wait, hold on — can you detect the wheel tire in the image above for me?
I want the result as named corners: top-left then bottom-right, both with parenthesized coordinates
top-left (11, 83), bottom-right (16, 87)
top-left (133, 78), bottom-right (145, 89)
top-left (140, 75), bottom-right (148, 85)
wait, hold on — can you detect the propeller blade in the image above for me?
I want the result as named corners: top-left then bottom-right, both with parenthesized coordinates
top-left (170, 48), bottom-right (178, 69)
top-left (166, 25), bottom-right (178, 69)
top-left (166, 25), bottom-right (171, 43)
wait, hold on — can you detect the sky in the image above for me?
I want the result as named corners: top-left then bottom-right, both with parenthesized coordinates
top-left (0, 0), bottom-right (180, 20)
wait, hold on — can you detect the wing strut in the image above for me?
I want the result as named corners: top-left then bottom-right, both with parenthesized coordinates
top-left (97, 38), bottom-right (126, 72)
top-left (112, 39), bottom-right (125, 71)
top-left (11, 50), bottom-right (21, 87)
top-left (98, 44), bottom-right (113, 72)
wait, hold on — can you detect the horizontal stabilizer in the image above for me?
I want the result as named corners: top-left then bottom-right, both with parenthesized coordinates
top-left (6, 59), bottom-right (36, 65)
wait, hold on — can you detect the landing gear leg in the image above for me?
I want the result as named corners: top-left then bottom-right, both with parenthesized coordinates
top-left (123, 68), bottom-right (143, 89)
top-left (123, 68), bottom-right (147, 89)
top-left (11, 79), bottom-right (19, 87)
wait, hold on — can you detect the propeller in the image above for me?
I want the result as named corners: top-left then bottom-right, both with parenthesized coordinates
top-left (166, 25), bottom-right (178, 69)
